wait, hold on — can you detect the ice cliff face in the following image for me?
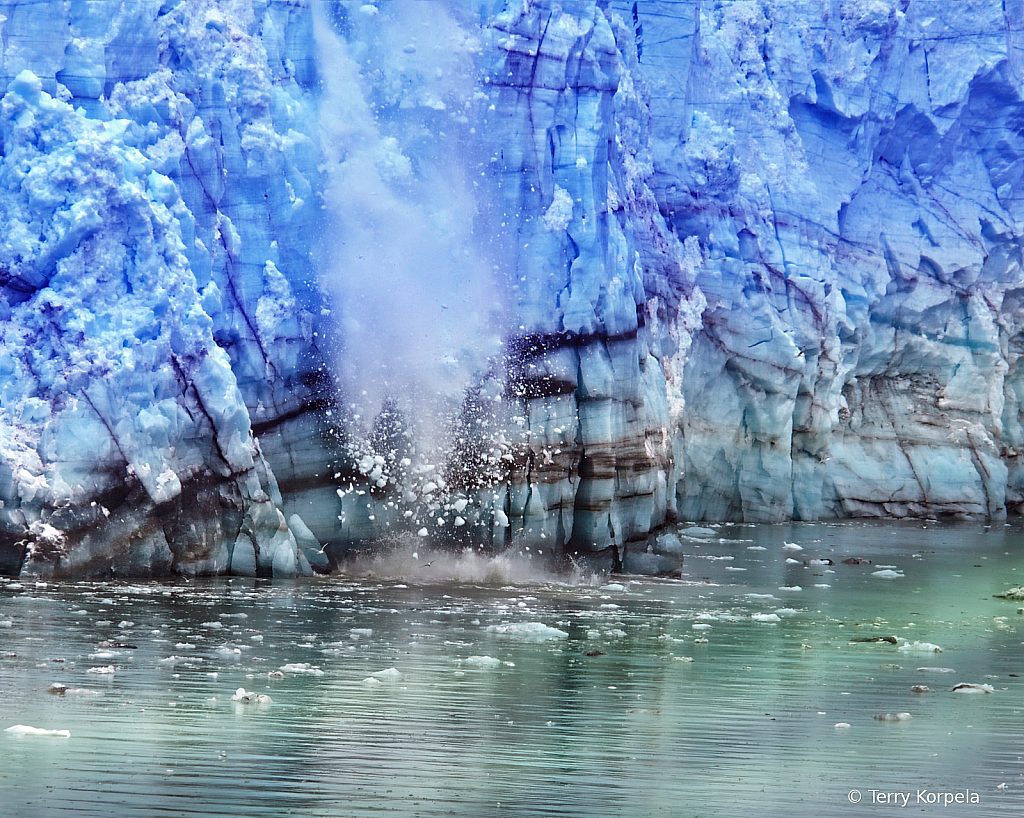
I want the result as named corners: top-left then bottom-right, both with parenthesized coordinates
top-left (0, 0), bottom-right (330, 577)
top-left (3, 0), bottom-right (1024, 578)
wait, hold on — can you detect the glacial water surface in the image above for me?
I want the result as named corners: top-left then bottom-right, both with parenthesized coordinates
top-left (2, 521), bottom-right (1024, 817)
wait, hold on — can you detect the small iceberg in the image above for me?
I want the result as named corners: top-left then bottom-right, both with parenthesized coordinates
top-left (86, 665), bottom-right (115, 674)
top-left (280, 663), bottom-right (324, 676)
top-left (462, 656), bottom-right (501, 668)
top-left (371, 667), bottom-right (402, 681)
top-left (952, 683), bottom-right (994, 693)
top-left (751, 613), bottom-right (781, 623)
top-left (872, 569), bottom-right (904, 579)
top-left (994, 587), bottom-right (1024, 600)
top-left (917, 667), bottom-right (957, 673)
top-left (782, 543), bottom-right (803, 551)
top-left (231, 688), bottom-right (272, 704)
top-left (46, 683), bottom-right (99, 696)
top-left (485, 622), bottom-right (568, 641)
top-left (873, 712), bottom-right (912, 722)
top-left (5, 725), bottom-right (70, 737)
top-left (899, 641), bottom-right (942, 653)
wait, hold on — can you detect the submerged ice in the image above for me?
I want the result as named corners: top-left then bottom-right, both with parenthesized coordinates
top-left (3, 0), bottom-right (1024, 578)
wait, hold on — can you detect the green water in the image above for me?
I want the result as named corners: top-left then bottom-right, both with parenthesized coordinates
top-left (1, 520), bottom-right (1023, 816)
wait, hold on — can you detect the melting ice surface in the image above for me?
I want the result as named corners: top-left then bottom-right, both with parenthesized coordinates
top-left (2, 521), bottom-right (1024, 817)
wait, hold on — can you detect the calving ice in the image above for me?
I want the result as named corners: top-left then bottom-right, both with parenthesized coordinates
top-left (869, 789), bottom-right (981, 806)
top-left (4, 0), bottom-right (1024, 578)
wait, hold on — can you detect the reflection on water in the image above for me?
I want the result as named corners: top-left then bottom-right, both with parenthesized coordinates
top-left (2, 520), bottom-right (1024, 817)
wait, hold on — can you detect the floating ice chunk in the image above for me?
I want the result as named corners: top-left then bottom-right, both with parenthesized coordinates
top-left (917, 667), bottom-right (957, 673)
top-left (899, 641), bottom-right (942, 653)
top-left (746, 546), bottom-right (767, 551)
top-left (89, 651), bottom-right (120, 660)
top-left (673, 656), bottom-right (694, 662)
top-left (680, 526), bottom-right (717, 538)
top-left (350, 628), bottom-right (373, 638)
top-left (782, 543), bottom-right (803, 551)
top-left (417, 528), bottom-right (428, 537)
top-left (231, 688), bottom-right (272, 704)
top-left (692, 623), bottom-right (712, 630)
top-left (486, 622), bottom-right (568, 641)
top-left (873, 712), bottom-right (912, 721)
top-left (46, 683), bottom-right (99, 696)
top-left (86, 665), bottom-right (115, 674)
top-left (834, 723), bottom-right (851, 729)
top-left (371, 667), bottom-right (402, 681)
top-left (280, 663), bottom-right (324, 676)
top-left (600, 583), bottom-right (625, 592)
top-left (773, 608), bottom-right (800, 616)
top-left (5, 725), bottom-right (70, 738)
top-left (778, 586), bottom-right (802, 592)
top-left (952, 683), bottom-right (994, 693)
top-left (751, 613), bottom-right (781, 623)
top-left (994, 587), bottom-right (1024, 600)
top-left (872, 570), bottom-right (904, 579)
top-left (785, 558), bottom-right (800, 564)
top-left (361, 677), bottom-right (383, 687)
top-left (463, 656), bottom-right (501, 668)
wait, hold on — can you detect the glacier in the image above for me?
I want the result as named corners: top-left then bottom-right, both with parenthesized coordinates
top-left (1, 0), bottom-right (1024, 579)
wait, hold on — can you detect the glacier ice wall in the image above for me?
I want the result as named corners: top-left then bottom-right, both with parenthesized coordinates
top-left (0, 0), bottom-right (331, 577)
top-left (625, 0), bottom-right (1024, 523)
top-left (4, 0), bottom-right (1024, 578)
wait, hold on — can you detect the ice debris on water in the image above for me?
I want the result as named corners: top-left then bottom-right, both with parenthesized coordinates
top-left (5, 725), bottom-right (70, 738)
top-left (462, 656), bottom-right (501, 668)
top-left (834, 723), bottom-right (851, 729)
top-left (231, 688), bottom-right (272, 704)
top-left (873, 712), bottom-right (912, 722)
top-left (899, 641), bottom-right (942, 653)
top-left (485, 622), bottom-right (568, 641)
top-left (952, 683), bottom-right (995, 693)
top-left (751, 613), bottom-right (781, 623)
top-left (86, 665), bottom-right (115, 674)
top-left (280, 663), bottom-right (324, 676)
top-left (872, 569), bottom-right (905, 579)
top-left (994, 587), bottom-right (1024, 600)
